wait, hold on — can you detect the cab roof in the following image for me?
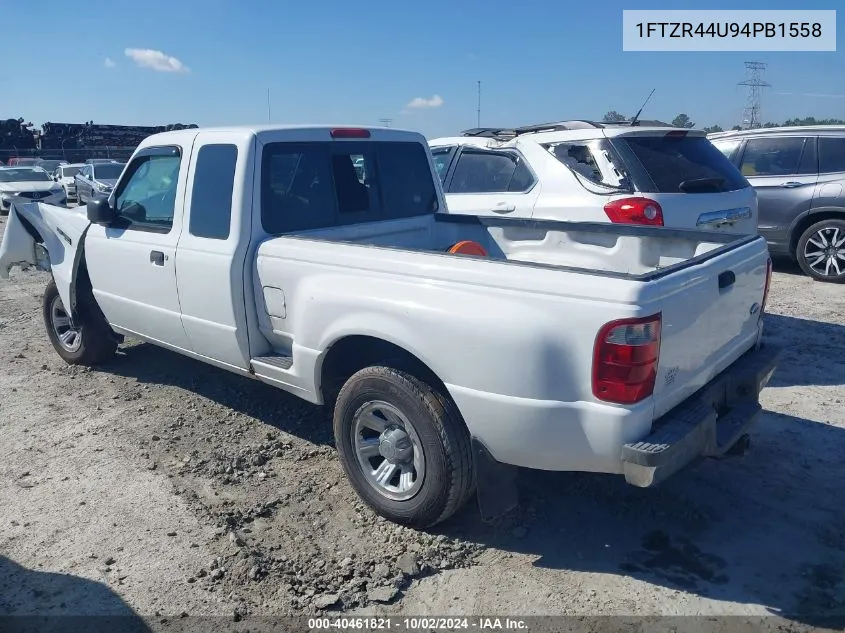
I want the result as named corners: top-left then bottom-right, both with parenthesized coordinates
top-left (139, 125), bottom-right (426, 148)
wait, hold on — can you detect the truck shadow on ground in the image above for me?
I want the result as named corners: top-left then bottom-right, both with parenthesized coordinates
top-left (0, 556), bottom-right (151, 632)
top-left (444, 408), bottom-right (845, 627)
top-left (763, 312), bottom-right (845, 387)
top-left (104, 342), bottom-right (336, 447)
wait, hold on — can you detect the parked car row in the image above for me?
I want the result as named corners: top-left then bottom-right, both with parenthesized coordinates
top-left (427, 121), bottom-right (845, 283)
top-left (0, 158), bottom-right (127, 210)
top-left (0, 166), bottom-right (67, 214)
top-left (73, 161), bottom-right (125, 204)
top-left (708, 126), bottom-right (845, 282)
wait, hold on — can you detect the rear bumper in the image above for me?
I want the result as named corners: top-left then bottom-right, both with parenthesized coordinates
top-left (621, 341), bottom-right (782, 487)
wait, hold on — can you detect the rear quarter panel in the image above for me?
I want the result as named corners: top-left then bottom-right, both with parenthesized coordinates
top-left (254, 236), bottom-right (647, 403)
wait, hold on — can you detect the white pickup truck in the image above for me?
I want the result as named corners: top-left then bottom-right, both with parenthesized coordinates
top-left (0, 125), bottom-right (781, 528)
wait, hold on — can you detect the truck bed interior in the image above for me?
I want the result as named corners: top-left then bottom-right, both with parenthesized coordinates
top-left (289, 214), bottom-right (759, 279)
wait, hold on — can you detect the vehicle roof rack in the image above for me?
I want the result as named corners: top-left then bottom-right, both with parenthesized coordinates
top-left (459, 127), bottom-right (518, 139)
top-left (513, 120), bottom-right (606, 134)
top-left (458, 119), bottom-right (677, 141)
top-left (459, 121), bottom-right (605, 140)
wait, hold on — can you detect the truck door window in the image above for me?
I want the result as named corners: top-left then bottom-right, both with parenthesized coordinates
top-left (113, 148), bottom-right (182, 232)
top-left (188, 144), bottom-right (238, 240)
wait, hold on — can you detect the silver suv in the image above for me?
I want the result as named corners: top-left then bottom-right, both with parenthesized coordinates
top-left (709, 126), bottom-right (845, 283)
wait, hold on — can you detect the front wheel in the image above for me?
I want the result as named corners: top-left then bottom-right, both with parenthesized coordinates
top-left (796, 219), bottom-right (845, 283)
top-left (333, 366), bottom-right (475, 528)
top-left (43, 279), bottom-right (117, 365)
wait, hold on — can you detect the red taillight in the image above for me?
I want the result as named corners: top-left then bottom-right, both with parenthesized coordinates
top-left (664, 130), bottom-right (688, 138)
top-left (604, 197), bottom-right (664, 226)
top-left (592, 314), bottom-right (662, 405)
top-left (761, 256), bottom-right (773, 314)
top-left (330, 128), bottom-right (371, 139)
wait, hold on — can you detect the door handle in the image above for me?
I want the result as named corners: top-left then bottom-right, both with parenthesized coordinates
top-left (491, 202), bottom-right (516, 213)
top-left (150, 250), bottom-right (165, 266)
top-left (780, 181), bottom-right (804, 188)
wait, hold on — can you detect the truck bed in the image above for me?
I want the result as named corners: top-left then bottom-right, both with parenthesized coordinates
top-left (284, 213), bottom-right (758, 280)
top-left (255, 212), bottom-right (770, 432)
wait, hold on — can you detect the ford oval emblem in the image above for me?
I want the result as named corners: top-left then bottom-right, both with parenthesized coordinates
top-left (750, 302), bottom-right (760, 315)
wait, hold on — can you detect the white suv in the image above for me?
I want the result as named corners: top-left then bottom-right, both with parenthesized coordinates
top-left (54, 163), bottom-right (85, 202)
top-left (429, 120), bottom-right (758, 233)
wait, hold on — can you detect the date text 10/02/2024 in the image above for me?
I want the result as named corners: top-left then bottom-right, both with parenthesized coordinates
top-left (308, 617), bottom-right (529, 630)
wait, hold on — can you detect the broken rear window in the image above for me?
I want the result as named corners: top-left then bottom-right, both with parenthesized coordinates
top-left (543, 140), bottom-right (629, 189)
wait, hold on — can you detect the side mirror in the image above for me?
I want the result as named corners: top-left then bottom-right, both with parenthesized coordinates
top-left (87, 197), bottom-right (115, 225)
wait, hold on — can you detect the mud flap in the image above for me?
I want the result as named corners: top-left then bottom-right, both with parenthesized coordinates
top-left (471, 437), bottom-right (519, 522)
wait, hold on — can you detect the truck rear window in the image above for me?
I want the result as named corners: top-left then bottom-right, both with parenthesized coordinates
top-left (261, 141), bottom-right (438, 234)
top-left (612, 134), bottom-right (749, 194)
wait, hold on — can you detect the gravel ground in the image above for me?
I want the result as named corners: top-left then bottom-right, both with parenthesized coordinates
top-left (1, 211), bottom-right (844, 629)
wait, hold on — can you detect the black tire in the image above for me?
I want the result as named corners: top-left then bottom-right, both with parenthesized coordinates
top-left (43, 278), bottom-right (117, 365)
top-left (796, 218), bottom-right (845, 283)
top-left (333, 365), bottom-right (475, 528)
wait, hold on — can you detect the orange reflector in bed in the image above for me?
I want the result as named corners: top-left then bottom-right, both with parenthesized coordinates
top-left (447, 240), bottom-right (488, 256)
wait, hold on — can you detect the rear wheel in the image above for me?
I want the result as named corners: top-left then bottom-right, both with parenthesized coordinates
top-left (43, 279), bottom-right (117, 365)
top-left (333, 365), bottom-right (475, 528)
top-left (796, 219), bottom-right (845, 283)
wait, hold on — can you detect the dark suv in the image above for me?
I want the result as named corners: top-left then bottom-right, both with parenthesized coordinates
top-left (709, 126), bottom-right (845, 282)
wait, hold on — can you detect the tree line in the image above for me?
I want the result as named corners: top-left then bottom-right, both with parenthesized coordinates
top-left (602, 111), bottom-right (845, 133)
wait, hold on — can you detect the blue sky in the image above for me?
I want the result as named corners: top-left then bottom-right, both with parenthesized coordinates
top-left (3, 0), bottom-right (843, 138)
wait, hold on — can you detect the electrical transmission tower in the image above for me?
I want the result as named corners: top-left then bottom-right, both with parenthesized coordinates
top-left (738, 61), bottom-right (771, 129)
top-left (379, 118), bottom-right (393, 127)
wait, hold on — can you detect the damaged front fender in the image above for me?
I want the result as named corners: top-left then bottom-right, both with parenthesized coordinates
top-left (0, 200), bottom-right (91, 322)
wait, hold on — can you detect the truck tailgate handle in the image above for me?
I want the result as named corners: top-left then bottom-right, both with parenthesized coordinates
top-left (150, 250), bottom-right (165, 266)
top-left (718, 270), bottom-right (736, 289)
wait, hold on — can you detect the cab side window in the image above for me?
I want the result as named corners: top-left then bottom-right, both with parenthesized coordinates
top-left (113, 147), bottom-right (182, 232)
top-left (188, 144), bottom-right (238, 240)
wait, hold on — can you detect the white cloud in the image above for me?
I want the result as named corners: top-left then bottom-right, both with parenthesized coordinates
top-left (104, 57), bottom-right (116, 68)
top-left (405, 94), bottom-right (444, 110)
top-left (124, 48), bottom-right (190, 73)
